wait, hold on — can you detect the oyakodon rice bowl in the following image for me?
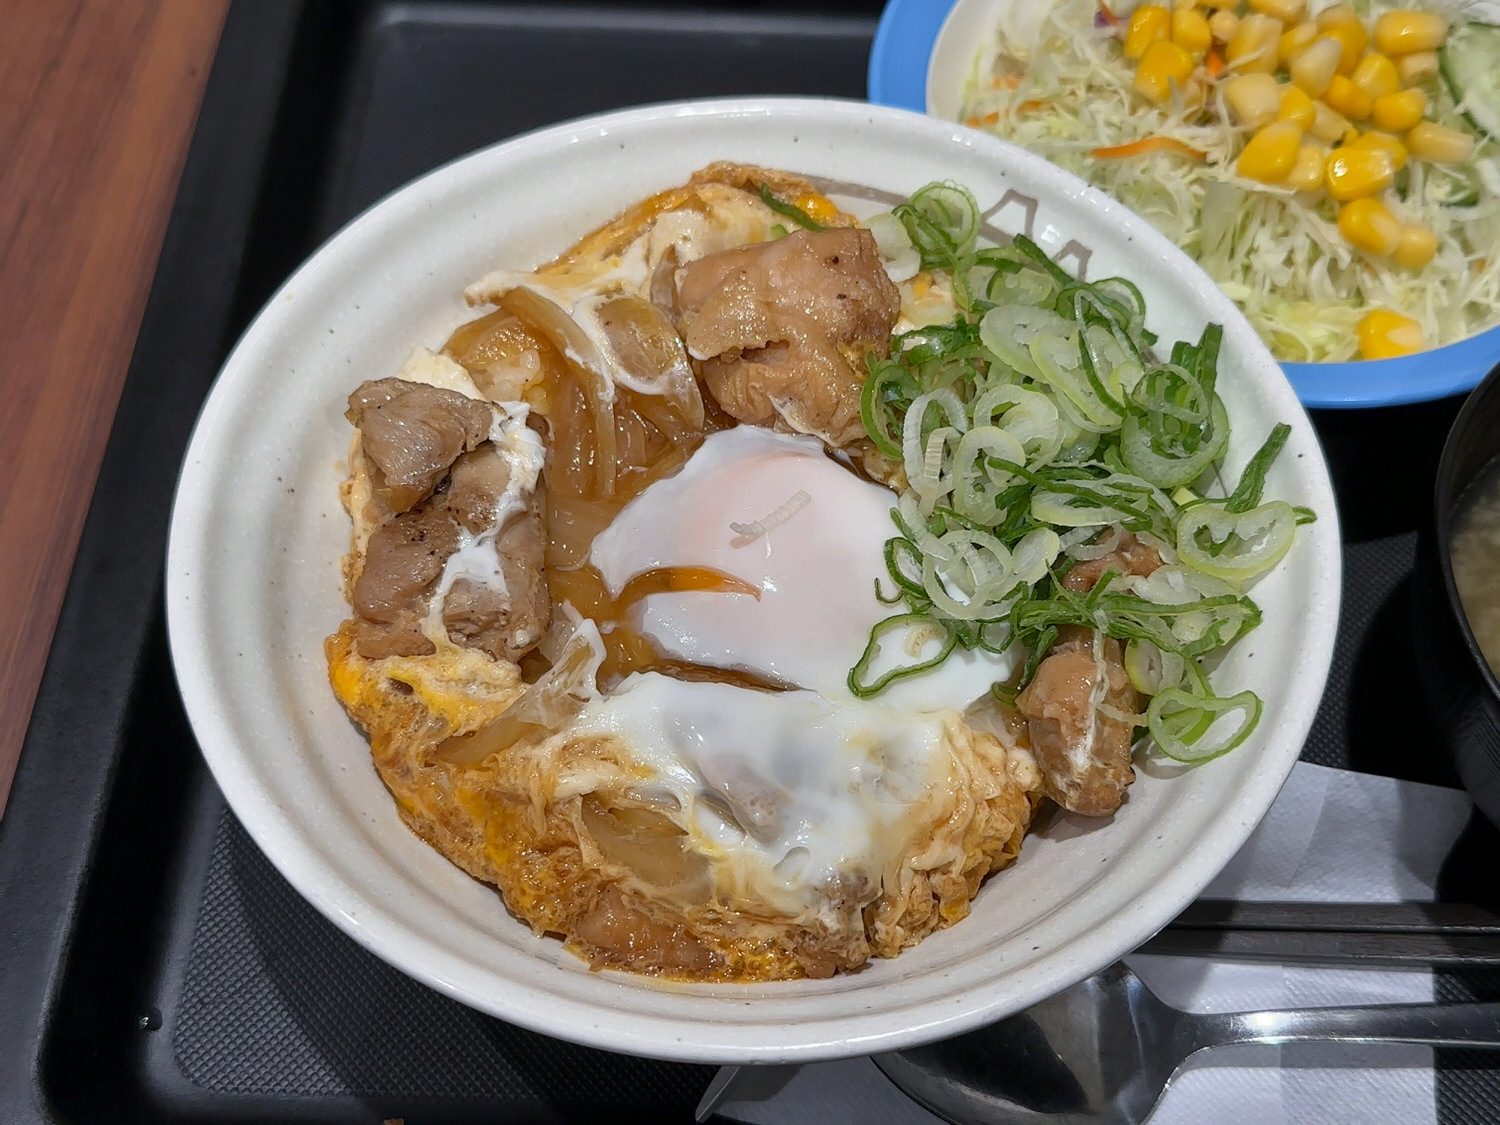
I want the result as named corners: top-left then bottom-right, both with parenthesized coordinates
top-left (167, 99), bottom-right (1340, 1061)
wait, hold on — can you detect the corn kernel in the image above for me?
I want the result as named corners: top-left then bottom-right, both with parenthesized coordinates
top-left (1339, 199), bottom-right (1402, 256)
top-left (1173, 0), bottom-right (1198, 8)
top-left (1277, 83), bottom-right (1316, 129)
top-left (1238, 121), bottom-right (1305, 182)
top-left (1325, 146), bottom-right (1397, 200)
top-left (1286, 144), bottom-right (1327, 190)
top-left (1200, 0), bottom-right (1238, 7)
top-left (1323, 75), bottom-right (1373, 120)
top-left (1135, 38), bottom-right (1196, 102)
top-left (1407, 121), bottom-right (1476, 164)
top-left (1249, 0), bottom-right (1306, 22)
top-left (1279, 20), bottom-right (1319, 62)
top-left (1125, 4), bottom-right (1172, 60)
top-left (1309, 99), bottom-right (1352, 142)
top-left (1289, 37), bottom-right (1342, 96)
top-left (1394, 223), bottom-right (1437, 269)
top-left (1373, 11), bottom-right (1448, 56)
top-left (1351, 130), bottom-right (1408, 170)
top-left (1315, 4), bottom-right (1369, 72)
top-left (1357, 307), bottom-right (1424, 359)
top-left (1210, 9), bottom-right (1239, 42)
top-left (1351, 53), bottom-right (1400, 101)
top-left (1396, 50), bottom-right (1440, 84)
top-left (1172, 6), bottom-right (1213, 52)
top-left (1223, 73), bottom-right (1283, 127)
top-left (1371, 88), bottom-right (1427, 133)
top-left (1227, 13), bottom-right (1281, 73)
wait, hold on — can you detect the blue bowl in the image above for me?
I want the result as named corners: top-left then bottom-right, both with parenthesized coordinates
top-left (868, 0), bottom-right (1500, 410)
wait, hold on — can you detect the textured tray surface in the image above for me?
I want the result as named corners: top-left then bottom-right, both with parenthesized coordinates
top-left (175, 813), bottom-right (712, 1111)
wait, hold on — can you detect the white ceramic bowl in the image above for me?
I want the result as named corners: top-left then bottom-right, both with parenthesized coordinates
top-left (167, 97), bottom-right (1341, 1064)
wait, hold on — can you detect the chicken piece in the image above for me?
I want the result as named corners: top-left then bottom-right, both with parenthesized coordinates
top-left (1062, 532), bottom-right (1163, 593)
top-left (445, 446), bottom-right (512, 533)
top-left (675, 228), bottom-right (900, 448)
top-left (572, 884), bottom-right (719, 976)
top-left (441, 489), bottom-right (550, 662)
top-left (351, 439), bottom-right (550, 664)
top-left (353, 507), bottom-right (460, 625)
top-left (352, 610), bottom-right (437, 660)
top-left (346, 378), bottom-right (493, 512)
top-left (1016, 628), bottom-right (1139, 817)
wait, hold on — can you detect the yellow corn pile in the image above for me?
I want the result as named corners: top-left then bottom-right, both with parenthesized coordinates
top-left (1117, 1), bottom-right (1474, 358)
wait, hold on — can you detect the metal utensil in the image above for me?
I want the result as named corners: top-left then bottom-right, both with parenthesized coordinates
top-left (873, 961), bottom-right (1500, 1125)
top-left (1140, 899), bottom-right (1500, 966)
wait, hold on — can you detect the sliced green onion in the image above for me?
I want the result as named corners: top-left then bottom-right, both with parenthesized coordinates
top-left (894, 182), bottom-right (981, 270)
top-left (952, 426), bottom-right (1027, 523)
top-left (1123, 638), bottom-right (1186, 695)
top-left (861, 356), bottom-right (917, 458)
top-left (1176, 500), bottom-right (1297, 584)
top-left (1225, 423), bottom-right (1291, 513)
top-left (838, 181), bottom-right (1308, 771)
top-left (849, 613), bottom-right (958, 698)
top-left (1148, 688), bottom-right (1263, 763)
top-left (757, 183), bottom-right (825, 231)
top-left (1121, 393), bottom-right (1229, 488)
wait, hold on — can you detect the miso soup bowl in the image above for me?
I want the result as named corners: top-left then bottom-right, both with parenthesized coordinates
top-left (1423, 361), bottom-right (1500, 825)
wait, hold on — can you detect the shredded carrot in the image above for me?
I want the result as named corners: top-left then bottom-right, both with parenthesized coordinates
top-left (1091, 136), bottom-right (1208, 161)
top-left (1205, 48), bottom-right (1226, 78)
top-left (990, 74), bottom-right (1024, 90)
top-left (964, 102), bottom-right (1048, 128)
top-left (1097, 0), bottom-right (1121, 27)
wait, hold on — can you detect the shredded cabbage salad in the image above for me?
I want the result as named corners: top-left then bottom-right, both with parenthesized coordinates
top-left (851, 182), bottom-right (1313, 763)
top-left (958, 0), bottom-right (1500, 363)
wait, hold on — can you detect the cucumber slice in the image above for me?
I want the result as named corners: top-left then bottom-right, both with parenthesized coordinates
top-left (1441, 20), bottom-right (1500, 139)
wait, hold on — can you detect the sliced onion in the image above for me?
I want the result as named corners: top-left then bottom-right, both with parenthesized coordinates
top-left (501, 287), bottom-right (618, 496)
top-left (1066, 524), bottom-right (1124, 561)
top-left (435, 620), bottom-right (605, 766)
top-left (1123, 638), bottom-right (1186, 695)
top-left (589, 295), bottom-right (704, 429)
top-left (867, 211), bottom-right (922, 283)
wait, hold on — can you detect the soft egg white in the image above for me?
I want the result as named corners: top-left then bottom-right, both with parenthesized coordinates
top-left (570, 671), bottom-right (959, 920)
top-left (588, 425), bottom-right (1013, 710)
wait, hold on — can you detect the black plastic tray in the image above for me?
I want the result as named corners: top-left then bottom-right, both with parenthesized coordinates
top-left (2, 1), bottom-right (1499, 1122)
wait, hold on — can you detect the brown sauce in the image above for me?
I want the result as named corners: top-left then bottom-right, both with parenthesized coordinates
top-left (440, 306), bottom-right (789, 700)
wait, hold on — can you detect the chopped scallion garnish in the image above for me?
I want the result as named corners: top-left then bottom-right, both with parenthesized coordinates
top-left (757, 183), bottom-right (825, 231)
top-left (849, 183), bottom-right (1313, 765)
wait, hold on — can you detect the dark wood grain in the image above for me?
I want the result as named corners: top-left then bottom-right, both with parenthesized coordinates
top-left (0, 0), bottom-right (227, 816)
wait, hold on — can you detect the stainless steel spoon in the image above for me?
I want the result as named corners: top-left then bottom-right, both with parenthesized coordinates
top-left (871, 961), bottom-right (1500, 1125)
